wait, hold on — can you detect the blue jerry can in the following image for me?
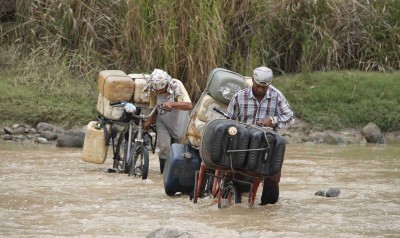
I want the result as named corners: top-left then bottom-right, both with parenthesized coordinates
top-left (163, 143), bottom-right (201, 196)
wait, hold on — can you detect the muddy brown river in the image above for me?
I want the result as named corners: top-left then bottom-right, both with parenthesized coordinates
top-left (0, 142), bottom-right (399, 237)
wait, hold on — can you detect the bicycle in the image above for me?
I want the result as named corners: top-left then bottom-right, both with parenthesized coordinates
top-left (192, 107), bottom-right (269, 208)
top-left (193, 157), bottom-right (261, 208)
top-left (109, 101), bottom-right (169, 180)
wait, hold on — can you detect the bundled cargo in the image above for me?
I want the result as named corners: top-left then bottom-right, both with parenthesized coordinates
top-left (200, 119), bottom-right (250, 170)
top-left (206, 68), bottom-right (247, 104)
top-left (96, 70), bottom-right (151, 121)
top-left (96, 92), bottom-right (125, 121)
top-left (186, 68), bottom-right (251, 148)
top-left (128, 73), bottom-right (151, 104)
top-left (199, 118), bottom-right (286, 176)
top-left (186, 94), bottom-right (227, 147)
top-left (242, 127), bottom-right (286, 177)
top-left (98, 70), bottom-right (135, 102)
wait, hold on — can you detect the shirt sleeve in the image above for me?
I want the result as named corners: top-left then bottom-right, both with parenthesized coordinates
top-left (275, 94), bottom-right (295, 128)
top-left (149, 93), bottom-right (157, 107)
top-left (227, 94), bottom-right (238, 120)
top-left (175, 81), bottom-right (191, 103)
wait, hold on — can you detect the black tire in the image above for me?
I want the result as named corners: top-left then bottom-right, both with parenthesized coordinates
top-left (128, 143), bottom-right (149, 180)
top-left (125, 142), bottom-right (134, 174)
top-left (114, 131), bottom-right (128, 173)
top-left (192, 172), bottom-right (214, 202)
top-left (218, 181), bottom-right (241, 208)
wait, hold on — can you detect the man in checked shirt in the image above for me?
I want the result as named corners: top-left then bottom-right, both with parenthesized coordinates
top-left (227, 66), bottom-right (295, 205)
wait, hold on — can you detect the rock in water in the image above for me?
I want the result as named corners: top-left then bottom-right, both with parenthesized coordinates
top-left (326, 188), bottom-right (341, 197)
top-left (361, 122), bottom-right (386, 144)
top-left (146, 228), bottom-right (194, 238)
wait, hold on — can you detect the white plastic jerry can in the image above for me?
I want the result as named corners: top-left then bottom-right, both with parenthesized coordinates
top-left (82, 121), bottom-right (110, 164)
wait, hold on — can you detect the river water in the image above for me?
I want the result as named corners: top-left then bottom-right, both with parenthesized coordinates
top-left (0, 142), bottom-right (399, 237)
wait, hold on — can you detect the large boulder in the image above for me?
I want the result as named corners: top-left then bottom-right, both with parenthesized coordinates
top-left (36, 122), bottom-right (54, 132)
top-left (56, 130), bottom-right (85, 147)
top-left (361, 122), bottom-right (386, 144)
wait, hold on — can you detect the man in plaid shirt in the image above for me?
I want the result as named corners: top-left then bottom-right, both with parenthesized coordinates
top-left (227, 66), bottom-right (295, 205)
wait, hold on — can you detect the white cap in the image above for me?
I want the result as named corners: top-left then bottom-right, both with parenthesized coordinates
top-left (253, 66), bottom-right (273, 86)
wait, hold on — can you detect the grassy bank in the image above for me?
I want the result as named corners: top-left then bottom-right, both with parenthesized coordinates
top-left (275, 71), bottom-right (400, 131)
top-left (1, 68), bottom-right (399, 132)
top-left (0, 69), bottom-right (97, 129)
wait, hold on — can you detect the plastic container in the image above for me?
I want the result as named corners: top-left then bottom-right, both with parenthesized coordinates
top-left (243, 127), bottom-right (286, 176)
top-left (186, 117), bottom-right (206, 148)
top-left (82, 121), bottom-right (110, 164)
top-left (196, 94), bottom-right (228, 122)
top-left (163, 143), bottom-right (201, 196)
top-left (206, 68), bottom-right (246, 104)
top-left (244, 76), bottom-right (253, 87)
top-left (128, 73), bottom-right (151, 104)
top-left (96, 93), bottom-right (124, 120)
top-left (200, 119), bottom-right (249, 170)
top-left (134, 78), bottom-right (150, 104)
top-left (98, 70), bottom-right (135, 101)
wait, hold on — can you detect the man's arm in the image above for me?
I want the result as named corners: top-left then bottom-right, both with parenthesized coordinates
top-left (162, 101), bottom-right (192, 110)
top-left (273, 95), bottom-right (295, 128)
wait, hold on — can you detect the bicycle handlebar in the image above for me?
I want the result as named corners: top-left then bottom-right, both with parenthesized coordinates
top-left (213, 107), bottom-right (231, 119)
top-left (109, 100), bottom-right (126, 106)
top-left (110, 100), bottom-right (170, 120)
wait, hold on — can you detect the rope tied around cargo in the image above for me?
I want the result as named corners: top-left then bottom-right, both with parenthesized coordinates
top-left (229, 154), bottom-right (236, 172)
top-left (262, 129), bottom-right (271, 162)
top-left (226, 148), bottom-right (266, 152)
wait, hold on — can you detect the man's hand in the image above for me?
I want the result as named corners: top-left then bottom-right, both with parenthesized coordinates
top-left (161, 102), bottom-right (173, 109)
top-left (143, 119), bottom-right (152, 130)
top-left (256, 118), bottom-right (274, 127)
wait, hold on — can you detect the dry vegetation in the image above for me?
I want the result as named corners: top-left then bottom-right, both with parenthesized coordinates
top-left (1, 0), bottom-right (399, 101)
top-left (0, 0), bottom-right (399, 130)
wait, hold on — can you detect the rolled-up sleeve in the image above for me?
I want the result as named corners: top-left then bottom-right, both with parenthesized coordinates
top-left (275, 94), bottom-right (295, 128)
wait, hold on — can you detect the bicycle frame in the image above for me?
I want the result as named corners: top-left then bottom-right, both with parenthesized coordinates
top-left (110, 101), bottom-right (166, 179)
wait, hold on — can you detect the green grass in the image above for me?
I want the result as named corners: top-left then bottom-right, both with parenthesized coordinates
top-left (1, 68), bottom-right (399, 132)
top-left (274, 71), bottom-right (400, 131)
top-left (0, 70), bottom-right (98, 129)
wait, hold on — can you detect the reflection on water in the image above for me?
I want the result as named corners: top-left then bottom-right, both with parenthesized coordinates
top-left (0, 143), bottom-right (399, 237)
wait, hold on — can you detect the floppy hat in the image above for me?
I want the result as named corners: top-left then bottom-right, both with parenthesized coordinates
top-left (150, 69), bottom-right (171, 90)
top-left (253, 66), bottom-right (273, 86)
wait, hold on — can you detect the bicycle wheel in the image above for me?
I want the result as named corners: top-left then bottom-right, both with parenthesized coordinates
top-left (113, 131), bottom-right (127, 173)
top-left (128, 143), bottom-right (149, 180)
top-left (218, 181), bottom-right (241, 208)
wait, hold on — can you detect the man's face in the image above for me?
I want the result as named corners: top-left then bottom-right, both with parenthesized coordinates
top-left (155, 85), bottom-right (168, 95)
top-left (252, 79), bottom-right (268, 97)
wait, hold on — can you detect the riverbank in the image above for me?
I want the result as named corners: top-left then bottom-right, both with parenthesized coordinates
top-left (1, 70), bottom-right (399, 142)
top-left (2, 118), bottom-right (400, 147)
